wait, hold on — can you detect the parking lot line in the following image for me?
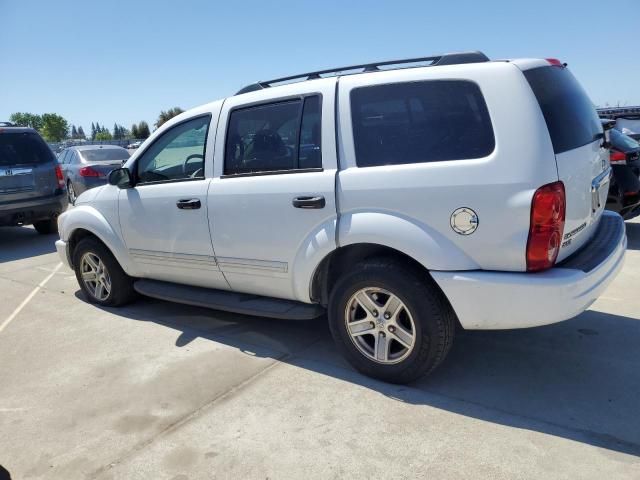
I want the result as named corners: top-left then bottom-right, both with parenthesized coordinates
top-left (0, 262), bottom-right (62, 334)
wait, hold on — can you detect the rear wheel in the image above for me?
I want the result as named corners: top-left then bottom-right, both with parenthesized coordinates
top-left (67, 181), bottom-right (77, 205)
top-left (72, 237), bottom-right (136, 307)
top-left (33, 218), bottom-right (58, 235)
top-left (328, 259), bottom-right (455, 384)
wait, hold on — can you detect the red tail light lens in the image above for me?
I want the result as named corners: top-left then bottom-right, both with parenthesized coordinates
top-left (54, 164), bottom-right (65, 188)
top-left (546, 58), bottom-right (564, 67)
top-left (526, 181), bottom-right (566, 272)
top-left (609, 151), bottom-right (627, 165)
top-left (79, 166), bottom-right (102, 177)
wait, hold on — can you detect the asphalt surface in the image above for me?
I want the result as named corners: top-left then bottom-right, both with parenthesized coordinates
top-left (0, 220), bottom-right (639, 479)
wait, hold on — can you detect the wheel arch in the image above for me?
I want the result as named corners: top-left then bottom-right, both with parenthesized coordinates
top-left (310, 243), bottom-right (437, 307)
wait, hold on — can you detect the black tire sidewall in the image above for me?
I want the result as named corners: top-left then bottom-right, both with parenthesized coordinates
top-left (328, 263), bottom-right (450, 383)
top-left (72, 237), bottom-right (134, 307)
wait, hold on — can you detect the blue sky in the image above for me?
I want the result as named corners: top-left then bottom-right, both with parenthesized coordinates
top-left (1, 0), bottom-right (638, 133)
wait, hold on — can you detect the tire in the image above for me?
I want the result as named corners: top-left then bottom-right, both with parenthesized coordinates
top-left (33, 218), bottom-right (58, 235)
top-left (72, 237), bottom-right (137, 307)
top-left (67, 181), bottom-right (77, 205)
top-left (328, 259), bottom-right (455, 384)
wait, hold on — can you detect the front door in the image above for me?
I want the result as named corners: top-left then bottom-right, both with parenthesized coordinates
top-left (118, 114), bottom-right (228, 289)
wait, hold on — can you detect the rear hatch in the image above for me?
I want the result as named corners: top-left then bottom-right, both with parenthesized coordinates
top-left (523, 64), bottom-right (608, 260)
top-left (0, 130), bottom-right (58, 203)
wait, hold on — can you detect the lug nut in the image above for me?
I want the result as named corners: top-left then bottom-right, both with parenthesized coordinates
top-left (384, 312), bottom-right (391, 320)
top-left (388, 325), bottom-right (396, 333)
top-left (372, 310), bottom-right (378, 318)
top-left (370, 322), bottom-right (375, 328)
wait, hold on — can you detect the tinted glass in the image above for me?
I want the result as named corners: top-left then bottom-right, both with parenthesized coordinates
top-left (225, 100), bottom-right (301, 175)
top-left (610, 129), bottom-right (640, 152)
top-left (137, 115), bottom-right (210, 183)
top-left (81, 148), bottom-right (130, 162)
top-left (299, 96), bottom-right (322, 169)
top-left (0, 132), bottom-right (55, 166)
top-left (351, 80), bottom-right (494, 167)
top-left (524, 66), bottom-right (602, 154)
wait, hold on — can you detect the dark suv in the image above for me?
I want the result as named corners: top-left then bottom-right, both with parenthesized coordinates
top-left (0, 126), bottom-right (68, 234)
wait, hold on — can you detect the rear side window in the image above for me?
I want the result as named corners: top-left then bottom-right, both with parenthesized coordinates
top-left (524, 66), bottom-right (602, 154)
top-left (0, 132), bottom-right (55, 166)
top-left (350, 80), bottom-right (494, 167)
top-left (224, 95), bottom-right (322, 175)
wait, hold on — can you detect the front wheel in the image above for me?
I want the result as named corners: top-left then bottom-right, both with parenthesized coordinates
top-left (67, 181), bottom-right (77, 205)
top-left (328, 259), bottom-right (455, 384)
top-left (72, 237), bottom-right (136, 307)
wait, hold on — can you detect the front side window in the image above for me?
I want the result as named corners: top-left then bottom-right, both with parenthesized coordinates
top-left (136, 115), bottom-right (210, 184)
top-left (224, 95), bottom-right (322, 175)
top-left (350, 80), bottom-right (495, 167)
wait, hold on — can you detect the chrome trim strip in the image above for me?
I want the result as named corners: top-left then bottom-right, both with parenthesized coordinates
top-left (217, 256), bottom-right (288, 273)
top-left (0, 167), bottom-right (33, 176)
top-left (129, 249), bottom-right (218, 270)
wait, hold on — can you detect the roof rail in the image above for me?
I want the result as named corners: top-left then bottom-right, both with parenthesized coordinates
top-left (235, 51), bottom-right (490, 95)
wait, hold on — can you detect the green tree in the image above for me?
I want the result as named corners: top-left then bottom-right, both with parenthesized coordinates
top-left (137, 121), bottom-right (150, 139)
top-left (9, 112), bottom-right (43, 130)
top-left (40, 113), bottom-right (69, 142)
top-left (77, 126), bottom-right (86, 139)
top-left (91, 122), bottom-right (96, 140)
top-left (95, 130), bottom-right (112, 141)
top-left (71, 125), bottom-right (78, 138)
top-left (155, 107), bottom-right (184, 129)
top-left (131, 123), bottom-right (139, 139)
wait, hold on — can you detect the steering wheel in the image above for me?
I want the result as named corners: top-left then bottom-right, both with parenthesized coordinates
top-left (183, 154), bottom-right (204, 175)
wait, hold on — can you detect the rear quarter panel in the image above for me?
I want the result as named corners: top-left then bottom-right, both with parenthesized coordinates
top-left (337, 62), bottom-right (559, 271)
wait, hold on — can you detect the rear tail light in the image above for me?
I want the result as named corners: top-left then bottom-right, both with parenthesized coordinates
top-left (54, 164), bottom-right (65, 188)
top-left (545, 58), bottom-right (565, 67)
top-left (609, 151), bottom-right (627, 165)
top-left (79, 166), bottom-right (102, 177)
top-left (526, 181), bottom-right (566, 272)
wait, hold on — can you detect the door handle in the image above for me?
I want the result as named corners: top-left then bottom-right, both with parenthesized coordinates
top-left (176, 198), bottom-right (201, 210)
top-left (292, 195), bottom-right (325, 209)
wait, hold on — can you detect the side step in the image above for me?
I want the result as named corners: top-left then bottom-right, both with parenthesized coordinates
top-left (133, 279), bottom-right (326, 320)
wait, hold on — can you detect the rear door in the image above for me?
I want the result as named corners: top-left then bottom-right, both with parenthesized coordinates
top-left (0, 130), bottom-right (58, 202)
top-left (209, 78), bottom-right (338, 302)
top-left (523, 64), bottom-right (608, 259)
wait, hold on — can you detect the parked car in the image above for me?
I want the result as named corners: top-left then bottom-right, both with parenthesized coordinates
top-left (59, 145), bottom-right (130, 204)
top-left (126, 141), bottom-right (142, 149)
top-left (55, 52), bottom-right (626, 383)
top-left (597, 106), bottom-right (640, 141)
top-left (605, 127), bottom-right (640, 219)
top-left (0, 126), bottom-right (67, 234)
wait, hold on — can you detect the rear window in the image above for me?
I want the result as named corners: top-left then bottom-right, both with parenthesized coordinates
top-left (0, 132), bottom-right (55, 166)
top-left (80, 148), bottom-right (130, 162)
top-left (350, 80), bottom-right (495, 167)
top-left (524, 66), bottom-right (602, 154)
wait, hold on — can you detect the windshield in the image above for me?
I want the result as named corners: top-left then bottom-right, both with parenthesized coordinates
top-left (0, 131), bottom-right (55, 166)
top-left (611, 128), bottom-right (640, 152)
top-left (80, 148), bottom-right (130, 162)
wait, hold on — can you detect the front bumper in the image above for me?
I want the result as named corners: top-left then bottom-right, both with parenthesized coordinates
top-left (432, 211), bottom-right (626, 330)
top-left (55, 239), bottom-right (72, 269)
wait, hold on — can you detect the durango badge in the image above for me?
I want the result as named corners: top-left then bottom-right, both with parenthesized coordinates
top-left (450, 207), bottom-right (479, 235)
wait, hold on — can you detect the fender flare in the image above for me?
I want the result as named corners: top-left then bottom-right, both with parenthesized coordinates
top-left (60, 205), bottom-right (139, 276)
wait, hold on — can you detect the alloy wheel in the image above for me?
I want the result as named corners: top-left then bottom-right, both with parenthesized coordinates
top-left (80, 252), bottom-right (111, 301)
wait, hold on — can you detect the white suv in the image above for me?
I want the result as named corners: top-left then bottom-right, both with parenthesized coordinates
top-left (56, 52), bottom-right (626, 383)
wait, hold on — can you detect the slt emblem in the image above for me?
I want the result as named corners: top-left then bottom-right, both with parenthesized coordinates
top-left (450, 207), bottom-right (479, 235)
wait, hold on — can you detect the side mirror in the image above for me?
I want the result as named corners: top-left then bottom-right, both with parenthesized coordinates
top-left (108, 167), bottom-right (133, 189)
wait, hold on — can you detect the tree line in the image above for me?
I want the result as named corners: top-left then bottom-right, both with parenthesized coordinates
top-left (9, 107), bottom-right (185, 143)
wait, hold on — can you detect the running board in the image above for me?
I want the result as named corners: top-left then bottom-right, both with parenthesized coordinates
top-left (133, 279), bottom-right (325, 320)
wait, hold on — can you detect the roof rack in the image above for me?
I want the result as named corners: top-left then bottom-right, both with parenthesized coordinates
top-left (235, 51), bottom-right (490, 95)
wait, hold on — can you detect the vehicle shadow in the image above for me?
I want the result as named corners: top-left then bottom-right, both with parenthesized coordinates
top-left (86, 292), bottom-right (640, 458)
top-left (0, 226), bottom-right (57, 263)
top-left (625, 221), bottom-right (640, 251)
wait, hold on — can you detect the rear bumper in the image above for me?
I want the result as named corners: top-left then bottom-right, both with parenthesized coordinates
top-left (0, 192), bottom-right (68, 226)
top-left (432, 211), bottom-right (626, 330)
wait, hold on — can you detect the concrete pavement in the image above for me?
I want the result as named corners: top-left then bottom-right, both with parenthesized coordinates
top-left (0, 221), bottom-right (639, 479)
